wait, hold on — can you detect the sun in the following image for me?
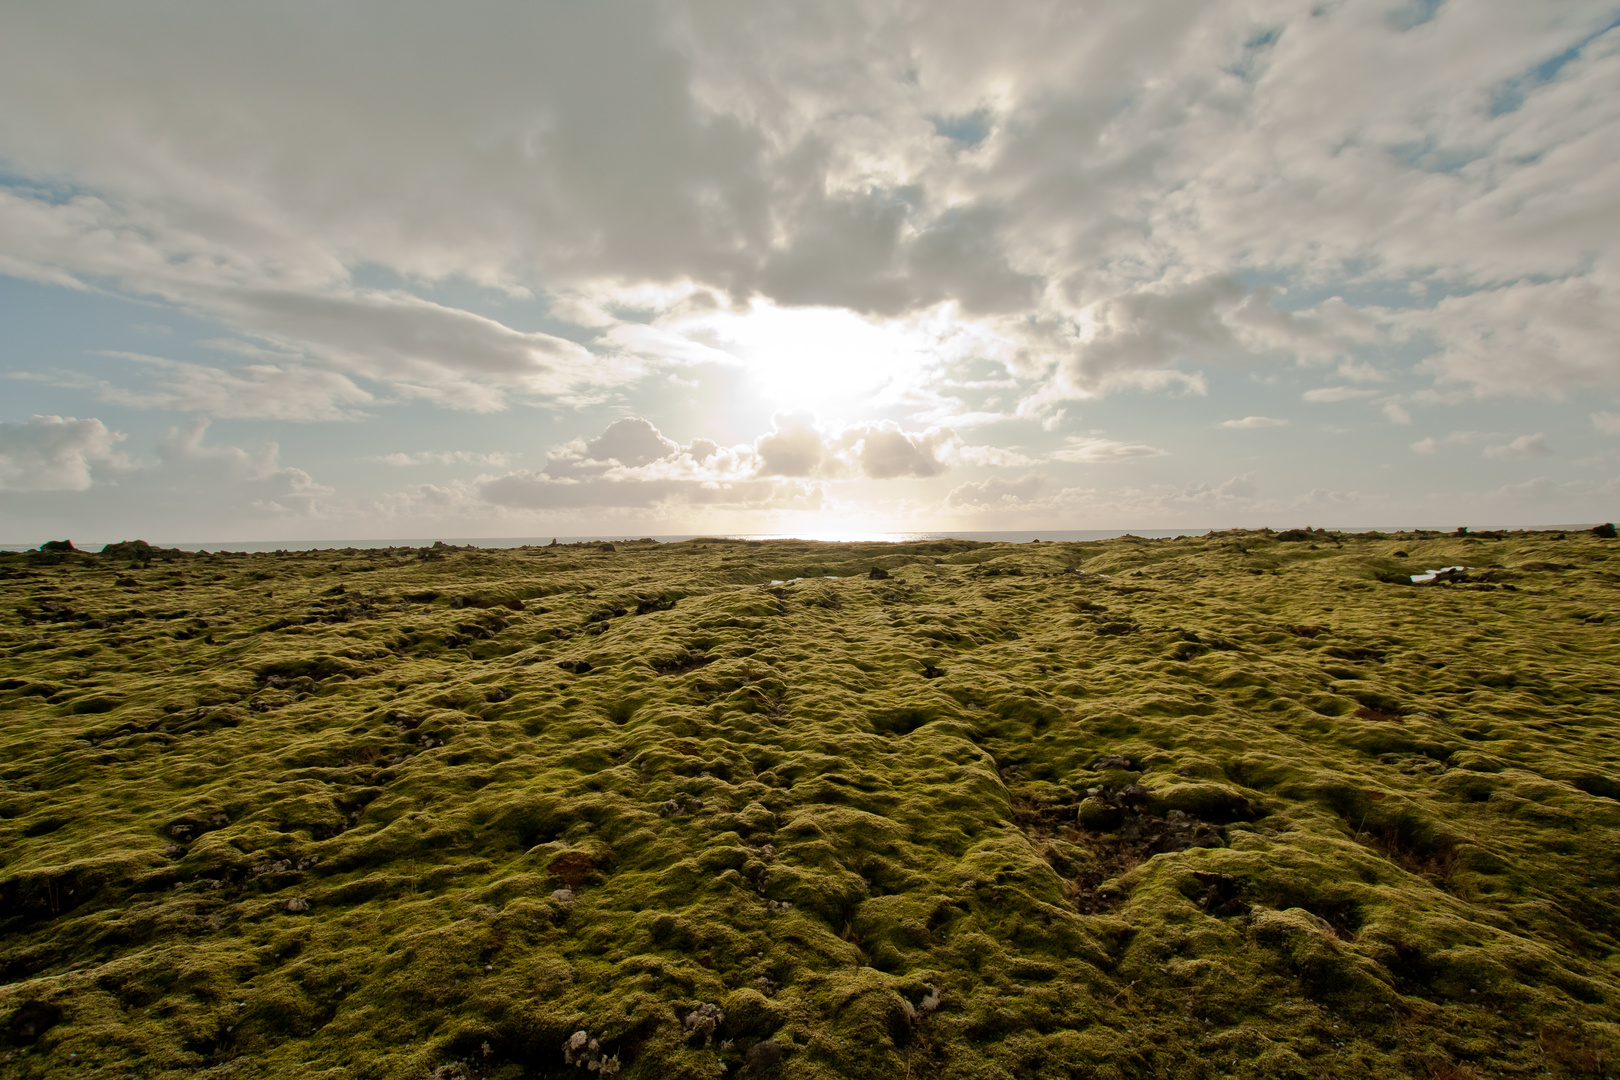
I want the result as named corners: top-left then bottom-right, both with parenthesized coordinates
top-left (665, 299), bottom-right (942, 414)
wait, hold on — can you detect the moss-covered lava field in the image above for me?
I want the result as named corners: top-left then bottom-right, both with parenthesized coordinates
top-left (2, 529), bottom-right (1618, 1079)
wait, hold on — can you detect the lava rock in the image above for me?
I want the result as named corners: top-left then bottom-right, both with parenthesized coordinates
top-left (7, 1000), bottom-right (62, 1044)
top-left (1077, 796), bottom-right (1122, 830)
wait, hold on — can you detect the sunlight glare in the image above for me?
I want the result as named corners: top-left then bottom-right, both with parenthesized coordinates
top-left (667, 300), bottom-right (940, 413)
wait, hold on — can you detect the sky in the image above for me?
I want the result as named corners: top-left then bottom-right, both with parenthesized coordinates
top-left (1, 1), bottom-right (1617, 543)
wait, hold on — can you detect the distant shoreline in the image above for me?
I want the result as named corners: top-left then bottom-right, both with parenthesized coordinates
top-left (1, 524), bottom-right (1605, 553)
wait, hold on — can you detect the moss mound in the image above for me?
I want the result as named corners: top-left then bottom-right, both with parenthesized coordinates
top-left (1, 531), bottom-right (1618, 1078)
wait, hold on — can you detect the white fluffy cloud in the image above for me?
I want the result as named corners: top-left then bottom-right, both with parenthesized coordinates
top-left (1303, 387), bottom-right (1380, 404)
top-left (1484, 433), bottom-right (1553, 460)
top-left (945, 474), bottom-right (1044, 509)
top-left (1050, 437), bottom-right (1168, 463)
top-left (1221, 416), bottom-right (1290, 429)
top-left (754, 415), bottom-right (826, 478)
top-left (1412, 431), bottom-right (1486, 454)
top-left (837, 423), bottom-right (953, 480)
top-left (155, 419), bottom-right (334, 515)
top-left (0, 415), bottom-right (127, 491)
top-left (479, 415), bottom-right (957, 511)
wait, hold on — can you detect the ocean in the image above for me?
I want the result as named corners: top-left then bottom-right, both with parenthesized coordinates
top-left (3, 525), bottom-right (1593, 553)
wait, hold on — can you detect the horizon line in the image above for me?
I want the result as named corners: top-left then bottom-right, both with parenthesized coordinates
top-left (4, 522), bottom-right (1611, 553)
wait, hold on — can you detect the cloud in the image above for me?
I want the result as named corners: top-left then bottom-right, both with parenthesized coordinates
top-left (585, 417), bottom-right (680, 468)
top-left (1593, 411), bottom-right (1620, 435)
top-left (1303, 387), bottom-right (1380, 403)
top-left (1383, 403), bottom-right (1413, 424)
top-left (1413, 430), bottom-right (1488, 454)
top-left (0, 415), bottom-right (337, 536)
top-left (1213, 474), bottom-right (1258, 500)
top-left (477, 414), bottom-right (955, 512)
top-left (755, 414), bottom-right (826, 478)
top-left (248, 466), bottom-right (335, 516)
top-left (1050, 437), bottom-right (1168, 463)
top-left (371, 450), bottom-right (518, 467)
top-left (1220, 416), bottom-right (1290, 428)
top-left (219, 290), bottom-right (601, 408)
top-left (157, 418), bottom-right (281, 479)
top-left (94, 352), bottom-right (374, 421)
top-left (0, 415), bottom-right (127, 491)
top-left (144, 418), bottom-right (331, 514)
top-left (1411, 276), bottom-right (1620, 397)
top-left (1484, 433), bottom-right (1553, 459)
top-left (945, 474), bottom-right (1044, 509)
top-left (1053, 276), bottom-right (1246, 395)
top-left (947, 443), bottom-right (1038, 467)
top-left (835, 423), bottom-right (952, 479)
top-left (478, 468), bottom-right (822, 513)
top-left (1492, 476), bottom-right (1559, 501)
top-left (749, 415), bottom-right (954, 480)
top-left (939, 469), bottom-right (1265, 525)
top-left (1, 1), bottom-right (1614, 419)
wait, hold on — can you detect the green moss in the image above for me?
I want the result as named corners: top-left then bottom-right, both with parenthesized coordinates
top-left (1, 532), bottom-right (1618, 1078)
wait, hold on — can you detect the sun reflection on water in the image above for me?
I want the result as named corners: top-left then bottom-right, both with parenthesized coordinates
top-left (739, 531), bottom-right (944, 544)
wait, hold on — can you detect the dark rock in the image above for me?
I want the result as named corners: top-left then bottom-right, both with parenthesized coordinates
top-left (744, 1040), bottom-right (791, 1072)
top-left (921, 664), bottom-right (945, 679)
top-left (867, 566), bottom-right (890, 580)
top-left (1116, 783), bottom-right (1152, 811)
top-left (684, 1002), bottom-right (723, 1047)
top-left (7, 1000), bottom-right (62, 1044)
top-left (99, 540), bottom-right (161, 560)
top-left (1192, 871), bottom-right (1249, 916)
top-left (1077, 796), bottom-right (1121, 830)
top-left (39, 540), bottom-right (76, 553)
top-left (557, 659), bottom-right (593, 674)
top-left (1594, 522), bottom-right (1617, 539)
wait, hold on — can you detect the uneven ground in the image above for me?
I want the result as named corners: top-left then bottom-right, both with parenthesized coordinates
top-left (1, 530), bottom-right (1618, 1080)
